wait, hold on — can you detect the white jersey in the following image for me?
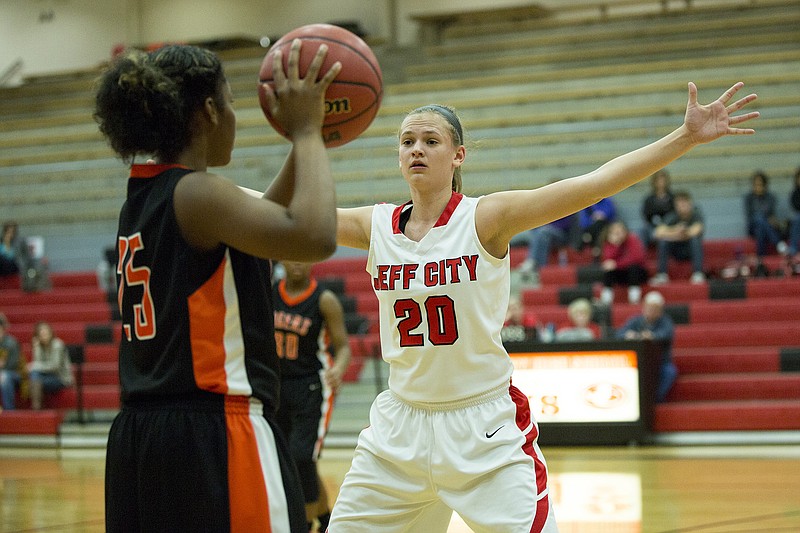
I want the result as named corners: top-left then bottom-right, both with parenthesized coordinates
top-left (367, 192), bottom-right (514, 403)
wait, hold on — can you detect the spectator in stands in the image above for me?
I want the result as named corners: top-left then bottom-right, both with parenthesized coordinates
top-left (0, 313), bottom-right (23, 411)
top-left (273, 260), bottom-right (351, 533)
top-left (651, 190), bottom-right (706, 284)
top-left (788, 166), bottom-right (800, 259)
top-left (640, 169), bottom-right (675, 247)
top-left (0, 221), bottom-right (21, 277)
top-left (96, 246), bottom-right (117, 293)
top-left (744, 170), bottom-right (788, 259)
top-left (515, 213), bottom-right (576, 283)
top-left (616, 291), bottom-right (677, 403)
top-left (501, 295), bottom-right (540, 343)
top-left (600, 220), bottom-right (649, 305)
top-left (576, 197), bottom-right (617, 261)
top-left (0, 221), bottom-right (49, 291)
top-left (27, 321), bottom-right (73, 410)
top-left (555, 298), bottom-right (600, 342)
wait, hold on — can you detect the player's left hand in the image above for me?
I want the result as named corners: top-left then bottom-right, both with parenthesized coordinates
top-left (324, 365), bottom-right (346, 391)
top-left (683, 82), bottom-right (759, 144)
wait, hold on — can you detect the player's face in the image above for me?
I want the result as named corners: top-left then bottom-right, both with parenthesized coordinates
top-left (207, 81), bottom-right (236, 167)
top-left (282, 260), bottom-right (313, 282)
top-left (398, 112), bottom-right (464, 192)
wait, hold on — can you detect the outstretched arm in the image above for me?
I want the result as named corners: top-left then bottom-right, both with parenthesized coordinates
top-left (336, 206), bottom-right (374, 250)
top-left (477, 82), bottom-right (759, 258)
top-left (320, 290), bottom-right (352, 392)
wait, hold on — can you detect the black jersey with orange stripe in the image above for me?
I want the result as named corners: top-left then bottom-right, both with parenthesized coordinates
top-left (116, 164), bottom-right (280, 412)
top-left (272, 278), bottom-right (330, 379)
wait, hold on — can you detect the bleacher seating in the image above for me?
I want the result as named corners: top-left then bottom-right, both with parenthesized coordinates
top-left (2, 0), bottom-right (799, 243)
top-left (306, 235), bottom-right (800, 434)
top-left (0, 271), bottom-right (120, 435)
top-left (2, 0), bottom-right (799, 438)
top-left (515, 238), bottom-right (800, 433)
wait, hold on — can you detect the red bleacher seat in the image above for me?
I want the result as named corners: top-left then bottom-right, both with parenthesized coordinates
top-left (674, 346), bottom-right (781, 375)
top-left (674, 321), bottom-right (800, 349)
top-left (0, 410), bottom-right (63, 435)
top-left (0, 286), bottom-right (108, 309)
top-left (654, 400), bottom-right (800, 432)
top-left (0, 270), bottom-right (121, 432)
top-left (512, 237), bottom-right (800, 434)
top-left (0, 274), bottom-right (20, 291)
top-left (669, 373), bottom-right (800, 402)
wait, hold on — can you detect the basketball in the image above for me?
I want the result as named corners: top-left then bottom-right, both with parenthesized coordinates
top-left (258, 23), bottom-right (383, 148)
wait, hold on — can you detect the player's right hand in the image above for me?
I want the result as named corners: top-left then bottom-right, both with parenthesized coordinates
top-left (260, 39), bottom-right (342, 138)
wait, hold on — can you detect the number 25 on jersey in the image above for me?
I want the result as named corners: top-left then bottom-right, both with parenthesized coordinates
top-left (117, 233), bottom-right (156, 341)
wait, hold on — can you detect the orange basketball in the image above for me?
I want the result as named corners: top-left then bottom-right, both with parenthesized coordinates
top-left (258, 23), bottom-right (383, 148)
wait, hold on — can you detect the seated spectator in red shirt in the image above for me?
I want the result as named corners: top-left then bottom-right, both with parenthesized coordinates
top-left (599, 221), bottom-right (649, 305)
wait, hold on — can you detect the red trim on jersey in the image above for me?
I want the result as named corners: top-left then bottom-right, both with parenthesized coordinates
top-left (225, 396), bottom-right (272, 532)
top-left (510, 384), bottom-right (549, 496)
top-left (436, 191), bottom-right (463, 227)
top-left (277, 278), bottom-right (318, 306)
top-left (130, 163), bottom-right (191, 179)
top-left (391, 191), bottom-right (464, 234)
top-left (391, 203), bottom-right (410, 234)
top-left (531, 494), bottom-right (550, 532)
top-left (188, 256), bottom-right (229, 394)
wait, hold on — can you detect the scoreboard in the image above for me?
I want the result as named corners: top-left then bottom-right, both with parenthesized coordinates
top-left (505, 340), bottom-right (662, 445)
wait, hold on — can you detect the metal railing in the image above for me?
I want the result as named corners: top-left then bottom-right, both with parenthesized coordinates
top-left (0, 58), bottom-right (23, 87)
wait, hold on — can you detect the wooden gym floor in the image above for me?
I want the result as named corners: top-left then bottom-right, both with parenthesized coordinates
top-left (2, 444), bottom-right (799, 532)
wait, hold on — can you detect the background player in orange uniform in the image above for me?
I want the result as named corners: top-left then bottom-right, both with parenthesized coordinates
top-left (273, 261), bottom-right (351, 532)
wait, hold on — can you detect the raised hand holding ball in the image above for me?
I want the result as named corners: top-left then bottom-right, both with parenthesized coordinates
top-left (259, 23), bottom-right (383, 148)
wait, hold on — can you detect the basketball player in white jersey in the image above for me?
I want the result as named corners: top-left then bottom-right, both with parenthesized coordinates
top-left (325, 83), bottom-right (758, 533)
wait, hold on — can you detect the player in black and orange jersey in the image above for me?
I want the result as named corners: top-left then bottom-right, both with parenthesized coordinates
top-left (274, 261), bottom-right (351, 532)
top-left (94, 40), bottom-right (341, 533)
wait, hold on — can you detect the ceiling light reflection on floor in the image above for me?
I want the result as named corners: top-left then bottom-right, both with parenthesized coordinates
top-left (447, 472), bottom-right (642, 533)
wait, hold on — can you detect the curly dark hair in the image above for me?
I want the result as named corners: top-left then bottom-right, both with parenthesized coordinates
top-left (94, 44), bottom-right (226, 163)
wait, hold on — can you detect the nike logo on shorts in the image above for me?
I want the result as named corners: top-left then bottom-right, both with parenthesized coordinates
top-left (485, 425), bottom-right (504, 438)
